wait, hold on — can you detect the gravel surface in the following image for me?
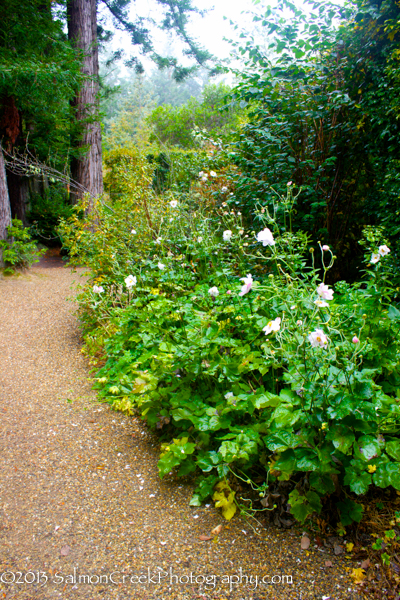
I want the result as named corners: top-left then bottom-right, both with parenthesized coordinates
top-left (0, 267), bottom-right (367, 600)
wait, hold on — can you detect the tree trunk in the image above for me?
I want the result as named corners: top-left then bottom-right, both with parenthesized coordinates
top-left (68, 0), bottom-right (103, 209)
top-left (0, 143), bottom-right (12, 267)
top-left (7, 171), bottom-right (30, 225)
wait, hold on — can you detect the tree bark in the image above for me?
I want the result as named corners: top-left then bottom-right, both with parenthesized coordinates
top-left (68, 0), bottom-right (103, 208)
top-left (0, 143), bottom-right (12, 267)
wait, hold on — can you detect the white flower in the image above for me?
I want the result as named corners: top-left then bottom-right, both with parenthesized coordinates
top-left (199, 171), bottom-right (205, 177)
top-left (316, 283), bottom-right (334, 300)
top-left (221, 186), bottom-right (228, 192)
top-left (322, 244), bottom-right (330, 251)
top-left (371, 253), bottom-right (380, 264)
top-left (201, 176), bottom-right (208, 182)
top-left (158, 262), bottom-right (165, 270)
top-left (209, 171), bottom-right (217, 177)
top-left (225, 392), bottom-right (234, 399)
top-left (93, 285), bottom-right (104, 293)
top-left (169, 217), bottom-right (174, 222)
top-left (131, 229), bottom-right (137, 235)
top-left (378, 245), bottom-right (390, 257)
top-left (125, 275), bottom-right (137, 288)
top-left (314, 298), bottom-right (329, 308)
top-left (223, 230), bottom-right (232, 242)
top-left (296, 320), bottom-right (303, 326)
top-left (257, 228), bottom-right (275, 246)
top-left (155, 237), bottom-right (162, 244)
top-left (308, 329), bottom-right (328, 348)
top-left (239, 274), bottom-right (253, 296)
top-left (197, 236), bottom-right (203, 242)
top-left (208, 286), bottom-right (219, 297)
top-left (290, 305), bottom-right (296, 310)
top-left (170, 200), bottom-right (178, 208)
top-left (263, 317), bottom-right (281, 335)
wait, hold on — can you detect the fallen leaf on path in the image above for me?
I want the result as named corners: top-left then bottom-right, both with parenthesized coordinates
top-left (211, 525), bottom-right (223, 535)
top-left (199, 535), bottom-right (212, 541)
top-left (334, 543), bottom-right (344, 555)
top-left (301, 535), bottom-right (310, 550)
top-left (324, 560), bottom-right (333, 567)
top-left (351, 568), bottom-right (365, 584)
top-left (361, 559), bottom-right (370, 570)
top-left (346, 542), bottom-right (354, 552)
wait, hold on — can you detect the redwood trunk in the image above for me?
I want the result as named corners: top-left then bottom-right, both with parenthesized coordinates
top-left (68, 0), bottom-right (103, 207)
top-left (0, 144), bottom-right (12, 266)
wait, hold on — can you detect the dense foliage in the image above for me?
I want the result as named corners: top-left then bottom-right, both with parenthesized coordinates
top-left (60, 174), bottom-right (400, 528)
top-left (225, 0), bottom-right (400, 278)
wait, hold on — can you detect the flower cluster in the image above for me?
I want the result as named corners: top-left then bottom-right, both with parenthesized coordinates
top-left (371, 245), bottom-right (390, 264)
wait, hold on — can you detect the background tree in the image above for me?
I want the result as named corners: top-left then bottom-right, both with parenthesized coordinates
top-left (67, 0), bottom-right (213, 204)
top-left (0, 0), bottom-right (82, 222)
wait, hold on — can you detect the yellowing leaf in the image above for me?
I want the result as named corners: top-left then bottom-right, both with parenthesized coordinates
top-left (213, 482), bottom-right (237, 521)
top-left (350, 568), bottom-right (365, 585)
top-left (346, 542), bottom-right (354, 552)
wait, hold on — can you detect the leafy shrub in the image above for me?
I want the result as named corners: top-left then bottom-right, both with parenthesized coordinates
top-left (65, 184), bottom-right (400, 528)
top-left (28, 185), bottom-right (74, 246)
top-left (148, 83), bottom-right (245, 149)
top-left (0, 219), bottom-right (44, 273)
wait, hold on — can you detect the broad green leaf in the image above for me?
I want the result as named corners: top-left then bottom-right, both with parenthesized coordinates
top-left (326, 424), bottom-right (355, 454)
top-left (386, 440), bottom-right (400, 461)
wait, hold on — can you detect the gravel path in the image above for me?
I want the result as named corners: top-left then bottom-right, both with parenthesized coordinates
top-left (0, 267), bottom-right (365, 600)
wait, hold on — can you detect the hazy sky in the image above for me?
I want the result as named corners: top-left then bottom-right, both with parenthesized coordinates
top-left (104, 0), bottom-right (265, 75)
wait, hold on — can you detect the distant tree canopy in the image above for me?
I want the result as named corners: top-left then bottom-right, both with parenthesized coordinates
top-left (147, 83), bottom-right (245, 148)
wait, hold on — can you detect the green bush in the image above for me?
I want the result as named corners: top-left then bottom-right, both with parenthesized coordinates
top-left (28, 186), bottom-right (74, 246)
top-left (66, 185), bottom-right (400, 528)
top-left (0, 219), bottom-right (44, 273)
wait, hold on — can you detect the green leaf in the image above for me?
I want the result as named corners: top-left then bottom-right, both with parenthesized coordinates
top-left (253, 392), bottom-right (281, 408)
top-left (326, 424), bottom-right (355, 454)
top-left (309, 473), bottom-right (336, 495)
top-left (337, 499), bottom-right (363, 526)
top-left (288, 489), bottom-right (322, 524)
top-left (388, 305), bottom-right (400, 321)
top-left (354, 435), bottom-right (382, 462)
top-left (344, 469), bottom-right (371, 495)
top-left (264, 431), bottom-right (300, 451)
top-left (386, 440), bottom-right (400, 461)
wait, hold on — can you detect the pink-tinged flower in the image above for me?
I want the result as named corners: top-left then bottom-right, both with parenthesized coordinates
top-left (322, 244), bottom-right (330, 251)
top-left (239, 274), bottom-right (253, 296)
top-left (257, 227), bottom-right (275, 246)
top-left (287, 181), bottom-right (292, 186)
top-left (378, 245), bottom-right (390, 257)
top-left (93, 285), bottom-right (104, 293)
top-left (263, 317), bottom-right (281, 336)
top-left (208, 286), bottom-right (219, 297)
top-left (308, 329), bottom-right (328, 348)
top-left (125, 275), bottom-right (137, 288)
top-left (223, 230), bottom-right (232, 242)
top-left (314, 298), bottom-right (329, 308)
top-left (352, 336), bottom-right (360, 344)
top-left (371, 253), bottom-right (380, 264)
top-left (316, 283), bottom-right (334, 300)
top-left (226, 290), bottom-right (232, 295)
